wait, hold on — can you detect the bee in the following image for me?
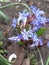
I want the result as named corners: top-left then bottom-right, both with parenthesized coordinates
top-left (27, 0), bottom-right (33, 6)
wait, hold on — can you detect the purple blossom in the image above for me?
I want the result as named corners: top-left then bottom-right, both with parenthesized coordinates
top-left (35, 9), bottom-right (45, 17)
top-left (31, 16), bottom-right (47, 26)
top-left (32, 34), bottom-right (43, 46)
top-left (38, 38), bottom-right (43, 46)
top-left (47, 18), bottom-right (49, 23)
top-left (33, 34), bottom-right (38, 42)
top-left (22, 9), bottom-right (30, 17)
top-left (11, 18), bottom-right (17, 28)
top-left (21, 29), bottom-right (28, 40)
top-left (27, 29), bottom-right (34, 38)
top-left (32, 26), bottom-right (39, 32)
top-left (8, 5), bottom-right (49, 48)
top-left (47, 41), bottom-right (49, 47)
top-left (30, 5), bottom-right (46, 27)
top-left (30, 5), bottom-right (45, 17)
top-left (35, 41), bottom-right (39, 46)
top-left (17, 12), bottom-right (27, 26)
top-left (30, 34), bottom-right (43, 48)
top-left (8, 36), bottom-right (20, 42)
top-left (30, 5), bottom-right (37, 14)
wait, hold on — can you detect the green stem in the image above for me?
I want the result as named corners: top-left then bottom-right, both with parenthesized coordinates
top-left (37, 47), bottom-right (44, 65)
top-left (0, 3), bottom-right (32, 13)
top-left (46, 56), bottom-right (49, 65)
top-left (0, 54), bottom-right (12, 64)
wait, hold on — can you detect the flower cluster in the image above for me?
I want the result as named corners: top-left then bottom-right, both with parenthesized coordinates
top-left (8, 5), bottom-right (49, 48)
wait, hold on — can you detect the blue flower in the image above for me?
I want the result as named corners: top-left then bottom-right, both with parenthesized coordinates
top-left (30, 5), bottom-right (45, 17)
top-left (9, 5), bottom-right (49, 49)
top-left (8, 36), bottom-right (20, 42)
top-left (47, 41), bottom-right (49, 47)
top-left (31, 16), bottom-right (46, 28)
top-left (35, 41), bottom-right (39, 46)
top-left (30, 33), bottom-right (42, 46)
top-left (17, 12), bottom-right (27, 26)
top-left (30, 38), bottom-right (43, 48)
top-left (30, 5), bottom-right (37, 14)
top-left (11, 18), bottom-right (17, 28)
top-left (35, 9), bottom-right (45, 18)
top-left (39, 16), bottom-right (47, 25)
top-left (38, 38), bottom-right (43, 46)
top-left (30, 5), bottom-right (36, 9)
top-left (27, 29), bottom-right (34, 38)
top-left (22, 9), bottom-right (30, 17)
top-left (18, 12), bottom-right (30, 20)
top-left (47, 18), bottom-right (49, 23)
top-left (30, 5), bottom-right (46, 26)
top-left (32, 26), bottom-right (39, 32)
top-left (33, 33), bottom-right (38, 42)
top-left (21, 29), bottom-right (28, 40)
top-left (30, 36), bottom-right (43, 48)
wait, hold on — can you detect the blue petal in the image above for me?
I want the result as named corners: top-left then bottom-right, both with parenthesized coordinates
top-left (21, 29), bottom-right (28, 40)
top-left (47, 41), bottom-right (49, 47)
top-left (30, 5), bottom-right (37, 14)
top-left (38, 38), bottom-right (43, 45)
top-left (47, 18), bottom-right (49, 23)
top-left (33, 34), bottom-right (38, 42)
top-left (11, 18), bottom-right (17, 28)
top-left (32, 26), bottom-right (38, 32)
top-left (8, 36), bottom-right (20, 42)
top-left (35, 41), bottom-right (39, 46)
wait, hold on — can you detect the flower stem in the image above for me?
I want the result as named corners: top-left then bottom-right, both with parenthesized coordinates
top-left (37, 47), bottom-right (44, 65)
top-left (46, 56), bottom-right (49, 65)
top-left (0, 3), bottom-right (32, 13)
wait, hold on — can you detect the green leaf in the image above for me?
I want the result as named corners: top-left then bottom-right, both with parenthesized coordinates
top-left (0, 41), bottom-right (3, 48)
top-left (0, 50), bottom-right (8, 54)
top-left (0, 54), bottom-right (12, 65)
top-left (0, 11), bottom-right (9, 21)
top-left (0, 31), bottom-right (6, 41)
top-left (29, 53), bottom-right (38, 65)
top-left (0, 0), bottom-right (10, 2)
top-left (46, 56), bottom-right (49, 65)
top-left (36, 27), bottom-right (47, 36)
top-left (17, 41), bottom-right (24, 46)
